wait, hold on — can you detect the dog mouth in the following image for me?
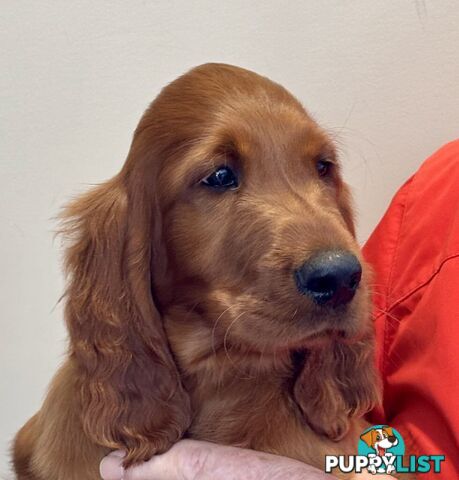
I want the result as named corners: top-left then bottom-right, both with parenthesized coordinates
top-left (266, 326), bottom-right (367, 354)
top-left (294, 328), bottom-right (366, 348)
top-left (207, 286), bottom-right (368, 354)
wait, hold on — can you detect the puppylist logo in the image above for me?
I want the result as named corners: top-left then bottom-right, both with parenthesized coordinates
top-left (325, 425), bottom-right (445, 475)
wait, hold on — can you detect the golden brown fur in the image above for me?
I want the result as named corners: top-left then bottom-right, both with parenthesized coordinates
top-left (12, 63), bottom-right (381, 479)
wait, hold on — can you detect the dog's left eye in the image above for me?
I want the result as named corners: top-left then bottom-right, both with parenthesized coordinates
top-left (316, 158), bottom-right (333, 177)
top-left (201, 166), bottom-right (239, 190)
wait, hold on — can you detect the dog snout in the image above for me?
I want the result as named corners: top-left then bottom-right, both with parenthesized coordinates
top-left (388, 435), bottom-right (397, 443)
top-left (294, 250), bottom-right (362, 308)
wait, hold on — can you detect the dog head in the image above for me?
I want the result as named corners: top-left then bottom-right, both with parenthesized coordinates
top-left (62, 63), bottom-right (372, 464)
top-left (142, 64), bottom-right (370, 353)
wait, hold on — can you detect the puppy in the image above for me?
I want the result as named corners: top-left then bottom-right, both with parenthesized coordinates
top-left (13, 63), bottom-right (381, 480)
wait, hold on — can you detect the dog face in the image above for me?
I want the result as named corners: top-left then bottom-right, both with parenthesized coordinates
top-left (144, 64), bottom-right (371, 353)
top-left (360, 427), bottom-right (399, 455)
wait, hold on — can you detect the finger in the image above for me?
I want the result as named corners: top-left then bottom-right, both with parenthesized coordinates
top-left (100, 451), bottom-right (125, 480)
top-left (100, 446), bottom-right (181, 480)
top-left (123, 447), bottom-right (183, 480)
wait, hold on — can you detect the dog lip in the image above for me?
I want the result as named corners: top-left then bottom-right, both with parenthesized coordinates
top-left (288, 328), bottom-right (363, 349)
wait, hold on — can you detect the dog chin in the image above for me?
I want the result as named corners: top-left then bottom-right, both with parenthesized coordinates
top-left (227, 302), bottom-right (367, 353)
top-left (287, 319), bottom-right (368, 350)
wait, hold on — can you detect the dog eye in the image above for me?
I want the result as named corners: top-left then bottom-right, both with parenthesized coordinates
top-left (316, 159), bottom-right (333, 177)
top-left (201, 166), bottom-right (239, 190)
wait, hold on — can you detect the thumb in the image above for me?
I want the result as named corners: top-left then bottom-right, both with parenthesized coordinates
top-left (99, 451), bottom-right (125, 480)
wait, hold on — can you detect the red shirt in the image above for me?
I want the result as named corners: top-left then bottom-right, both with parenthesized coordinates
top-left (363, 140), bottom-right (459, 478)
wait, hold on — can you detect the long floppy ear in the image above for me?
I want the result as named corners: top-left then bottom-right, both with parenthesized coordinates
top-left (62, 174), bottom-right (190, 466)
top-left (294, 336), bottom-right (380, 441)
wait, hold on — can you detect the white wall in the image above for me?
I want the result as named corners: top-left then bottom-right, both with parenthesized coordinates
top-left (1, 1), bottom-right (458, 476)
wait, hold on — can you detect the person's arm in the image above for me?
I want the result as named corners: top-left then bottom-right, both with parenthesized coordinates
top-left (99, 440), bottom-right (333, 480)
top-left (99, 440), bottom-right (392, 480)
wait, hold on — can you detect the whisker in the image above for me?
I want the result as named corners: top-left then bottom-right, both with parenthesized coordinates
top-left (222, 311), bottom-right (254, 379)
top-left (211, 304), bottom-right (235, 357)
top-left (256, 342), bottom-right (268, 381)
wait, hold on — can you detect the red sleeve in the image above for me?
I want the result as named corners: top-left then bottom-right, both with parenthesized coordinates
top-left (363, 140), bottom-right (459, 478)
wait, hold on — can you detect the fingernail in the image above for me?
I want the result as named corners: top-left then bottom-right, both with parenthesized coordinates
top-left (100, 454), bottom-right (125, 480)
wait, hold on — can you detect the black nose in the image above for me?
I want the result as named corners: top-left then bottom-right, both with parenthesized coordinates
top-left (295, 250), bottom-right (362, 307)
top-left (388, 435), bottom-right (397, 443)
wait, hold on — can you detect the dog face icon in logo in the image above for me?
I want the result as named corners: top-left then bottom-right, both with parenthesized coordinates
top-left (358, 425), bottom-right (405, 475)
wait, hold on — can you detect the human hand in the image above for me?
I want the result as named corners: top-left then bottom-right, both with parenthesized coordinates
top-left (100, 439), bottom-right (335, 480)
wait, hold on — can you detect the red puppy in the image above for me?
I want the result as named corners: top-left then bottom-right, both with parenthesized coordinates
top-left (13, 64), bottom-right (380, 480)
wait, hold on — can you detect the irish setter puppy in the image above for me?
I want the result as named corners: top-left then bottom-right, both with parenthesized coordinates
top-left (13, 63), bottom-right (380, 479)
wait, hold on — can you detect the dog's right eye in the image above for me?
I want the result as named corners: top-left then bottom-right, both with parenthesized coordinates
top-left (201, 166), bottom-right (239, 190)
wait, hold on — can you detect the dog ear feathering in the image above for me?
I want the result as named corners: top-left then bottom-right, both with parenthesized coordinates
top-left (60, 147), bottom-right (191, 466)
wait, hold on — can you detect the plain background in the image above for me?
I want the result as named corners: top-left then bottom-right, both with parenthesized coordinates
top-left (1, 1), bottom-right (458, 477)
